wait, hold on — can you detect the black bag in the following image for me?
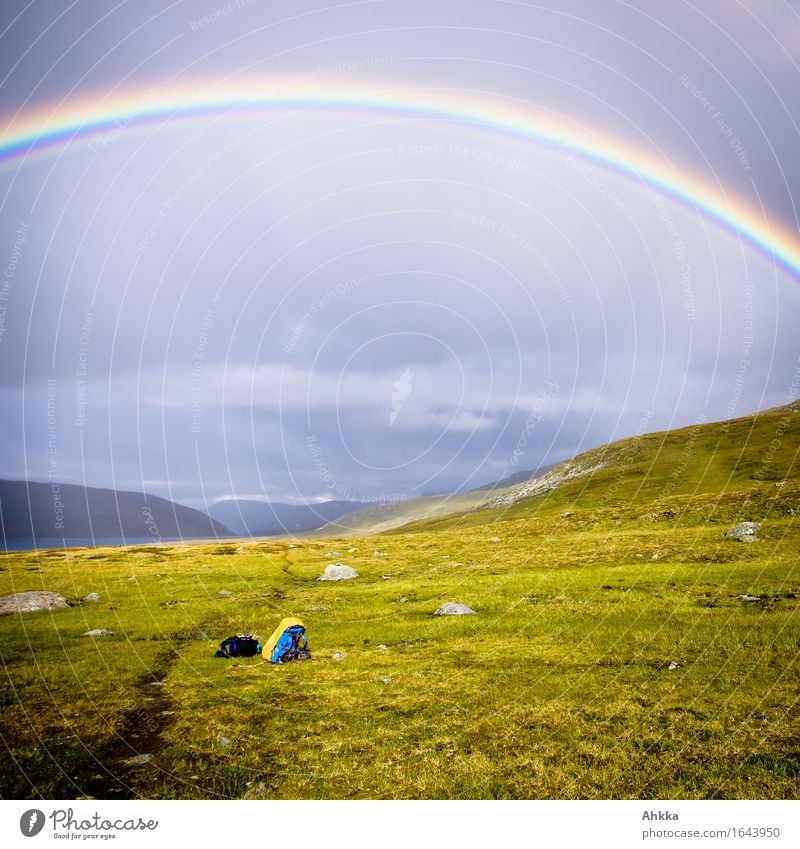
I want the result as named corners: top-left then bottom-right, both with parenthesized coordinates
top-left (214, 634), bottom-right (261, 658)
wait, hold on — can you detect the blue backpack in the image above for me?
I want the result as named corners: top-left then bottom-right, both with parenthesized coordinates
top-left (270, 624), bottom-right (310, 664)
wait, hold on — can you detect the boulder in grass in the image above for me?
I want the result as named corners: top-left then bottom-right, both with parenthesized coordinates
top-left (318, 563), bottom-right (358, 581)
top-left (724, 521), bottom-right (761, 542)
top-left (81, 592), bottom-right (101, 603)
top-left (434, 602), bottom-right (477, 616)
top-left (124, 753), bottom-right (153, 766)
top-left (82, 629), bottom-right (114, 637)
top-left (0, 591), bottom-right (69, 615)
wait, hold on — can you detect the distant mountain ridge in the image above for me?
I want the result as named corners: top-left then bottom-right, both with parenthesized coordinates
top-left (207, 498), bottom-right (364, 536)
top-left (0, 479), bottom-right (233, 545)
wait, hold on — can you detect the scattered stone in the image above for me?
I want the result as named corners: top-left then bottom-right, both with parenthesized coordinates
top-left (217, 735), bottom-right (231, 747)
top-left (434, 602), bottom-right (477, 616)
top-left (318, 563), bottom-right (359, 581)
top-left (348, 547), bottom-right (359, 553)
top-left (0, 591), bottom-right (70, 615)
top-left (127, 576), bottom-right (137, 582)
top-left (332, 652), bottom-right (345, 661)
top-left (309, 605), bottom-right (329, 612)
top-left (124, 753), bottom-right (153, 766)
top-left (377, 644), bottom-right (389, 651)
top-left (81, 592), bottom-right (101, 603)
top-left (398, 597), bottom-right (408, 603)
top-left (82, 629), bottom-right (114, 637)
top-left (326, 551), bottom-right (342, 557)
top-left (488, 536), bottom-right (501, 542)
top-left (218, 590), bottom-right (234, 597)
top-left (724, 522), bottom-right (761, 543)
top-left (372, 551), bottom-right (387, 557)
top-left (667, 662), bottom-right (680, 671)
top-left (562, 511), bottom-right (574, 518)
top-left (636, 554), bottom-right (644, 559)
top-left (650, 553), bottom-right (660, 560)
top-left (243, 781), bottom-right (267, 800)
top-left (379, 677), bottom-right (392, 685)
top-left (288, 544), bottom-right (297, 549)
top-left (381, 575), bottom-right (393, 580)
top-left (738, 594), bottom-right (761, 603)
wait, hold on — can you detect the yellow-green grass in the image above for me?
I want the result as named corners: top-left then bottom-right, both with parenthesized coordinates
top-left (1, 510), bottom-right (798, 799)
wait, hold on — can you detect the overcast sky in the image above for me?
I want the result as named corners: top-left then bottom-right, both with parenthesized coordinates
top-left (0, 0), bottom-right (799, 509)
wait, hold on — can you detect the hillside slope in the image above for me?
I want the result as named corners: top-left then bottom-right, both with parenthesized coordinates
top-left (386, 401), bottom-right (800, 534)
top-left (0, 480), bottom-right (233, 545)
top-left (317, 464), bottom-right (558, 535)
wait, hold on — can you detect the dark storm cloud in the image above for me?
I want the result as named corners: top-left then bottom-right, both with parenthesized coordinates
top-left (0, 1), bottom-right (798, 507)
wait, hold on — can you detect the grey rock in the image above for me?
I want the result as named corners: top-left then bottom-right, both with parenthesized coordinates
top-left (434, 602), bottom-right (477, 616)
top-left (331, 652), bottom-right (345, 661)
top-left (378, 677), bottom-right (392, 685)
top-left (377, 644), bottom-right (389, 651)
top-left (82, 629), bottom-right (114, 637)
top-left (488, 536), bottom-right (501, 542)
top-left (81, 592), bottom-right (101, 603)
top-left (217, 735), bottom-right (231, 747)
top-left (124, 753), bottom-right (153, 766)
top-left (217, 590), bottom-right (234, 596)
top-left (667, 662), bottom-right (680, 671)
top-left (0, 591), bottom-right (69, 615)
top-left (738, 594), bottom-right (761, 602)
top-left (243, 781), bottom-right (268, 800)
top-left (318, 563), bottom-right (359, 581)
top-left (724, 522), bottom-right (761, 542)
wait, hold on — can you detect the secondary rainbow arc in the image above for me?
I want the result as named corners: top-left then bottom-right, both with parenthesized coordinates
top-left (1, 81), bottom-right (798, 280)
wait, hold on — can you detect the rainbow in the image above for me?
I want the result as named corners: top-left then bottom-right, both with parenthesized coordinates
top-left (1, 80), bottom-right (798, 280)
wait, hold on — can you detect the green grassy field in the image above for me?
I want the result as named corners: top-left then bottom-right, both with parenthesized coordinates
top-left (1, 404), bottom-right (798, 799)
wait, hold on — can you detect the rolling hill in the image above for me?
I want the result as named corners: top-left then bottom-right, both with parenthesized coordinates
top-left (316, 464), bottom-right (559, 535)
top-left (384, 401), bottom-right (800, 534)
